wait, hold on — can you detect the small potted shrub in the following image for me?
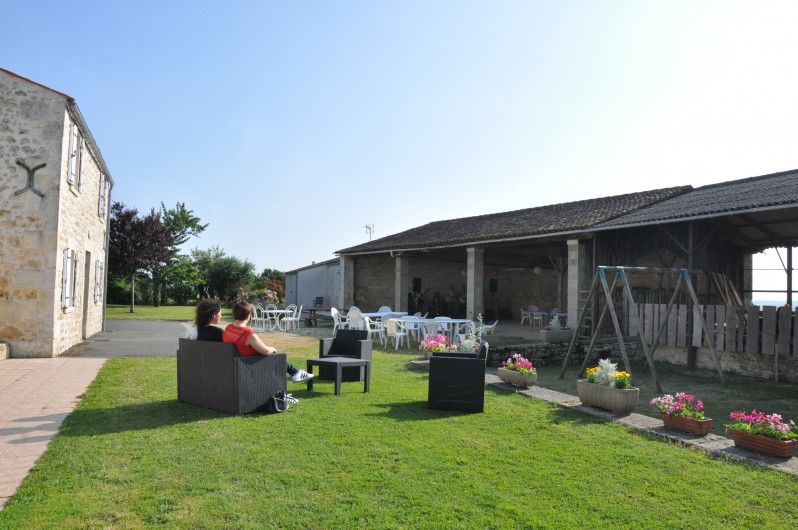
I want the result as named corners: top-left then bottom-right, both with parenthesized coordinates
top-left (577, 358), bottom-right (639, 416)
top-left (498, 353), bottom-right (537, 388)
top-left (726, 409), bottom-right (798, 458)
top-left (418, 334), bottom-right (454, 360)
top-left (540, 316), bottom-right (573, 343)
top-left (650, 393), bottom-right (713, 435)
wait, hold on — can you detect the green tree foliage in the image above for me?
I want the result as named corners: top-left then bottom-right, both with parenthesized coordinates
top-left (108, 202), bottom-right (174, 312)
top-left (151, 202), bottom-right (208, 306)
top-left (163, 255), bottom-right (201, 305)
top-left (191, 247), bottom-right (255, 303)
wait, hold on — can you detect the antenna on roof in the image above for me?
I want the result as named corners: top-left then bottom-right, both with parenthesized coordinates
top-left (364, 223), bottom-right (375, 241)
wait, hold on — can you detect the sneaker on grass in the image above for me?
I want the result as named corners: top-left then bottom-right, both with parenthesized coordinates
top-left (291, 370), bottom-right (314, 383)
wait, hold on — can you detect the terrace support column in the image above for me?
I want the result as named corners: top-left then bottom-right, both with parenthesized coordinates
top-left (394, 254), bottom-right (409, 312)
top-left (743, 254), bottom-right (753, 306)
top-left (466, 247), bottom-right (484, 320)
top-left (567, 239), bottom-right (588, 329)
top-left (341, 256), bottom-right (355, 308)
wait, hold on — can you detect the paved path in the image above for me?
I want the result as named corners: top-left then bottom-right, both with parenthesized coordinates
top-left (0, 320), bottom-right (184, 510)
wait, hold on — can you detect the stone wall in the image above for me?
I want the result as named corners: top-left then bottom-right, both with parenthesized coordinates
top-left (0, 70), bottom-right (108, 357)
top-left (655, 345), bottom-right (798, 384)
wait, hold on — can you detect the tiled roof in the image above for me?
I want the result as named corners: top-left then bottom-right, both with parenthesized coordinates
top-left (595, 169), bottom-right (798, 228)
top-left (338, 186), bottom-right (692, 254)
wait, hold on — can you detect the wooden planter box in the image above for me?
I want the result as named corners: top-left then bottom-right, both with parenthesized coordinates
top-left (732, 430), bottom-right (796, 458)
top-left (497, 367), bottom-right (537, 388)
top-left (661, 413), bottom-right (713, 435)
top-left (577, 379), bottom-right (639, 416)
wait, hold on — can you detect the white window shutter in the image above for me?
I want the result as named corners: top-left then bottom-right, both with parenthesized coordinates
top-left (98, 174), bottom-right (106, 216)
top-left (77, 139), bottom-right (85, 192)
top-left (72, 251), bottom-right (80, 306)
top-left (94, 260), bottom-right (101, 303)
top-left (62, 248), bottom-right (71, 308)
top-left (68, 124), bottom-right (78, 185)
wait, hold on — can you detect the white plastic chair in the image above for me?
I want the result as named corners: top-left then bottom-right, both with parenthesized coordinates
top-left (378, 305), bottom-right (392, 313)
top-left (482, 320), bottom-right (499, 336)
top-left (364, 316), bottom-right (385, 346)
top-left (280, 304), bottom-right (298, 331)
top-left (331, 307), bottom-right (348, 334)
top-left (403, 316), bottom-right (423, 343)
top-left (250, 305), bottom-right (266, 331)
top-left (347, 307), bottom-right (366, 330)
top-left (282, 305), bottom-right (302, 332)
top-left (384, 317), bottom-right (408, 350)
top-left (264, 303), bottom-right (278, 330)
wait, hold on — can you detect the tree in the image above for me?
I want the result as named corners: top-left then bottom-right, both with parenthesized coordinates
top-left (162, 254), bottom-right (201, 305)
top-left (108, 202), bottom-right (174, 312)
top-left (191, 247), bottom-right (255, 302)
top-left (151, 202), bottom-right (208, 306)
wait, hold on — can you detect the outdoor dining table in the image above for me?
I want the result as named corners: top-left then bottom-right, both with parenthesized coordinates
top-left (264, 309), bottom-right (292, 331)
top-left (361, 311), bottom-right (408, 319)
top-left (389, 317), bottom-right (473, 345)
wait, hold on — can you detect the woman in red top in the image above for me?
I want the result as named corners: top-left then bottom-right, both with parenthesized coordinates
top-left (223, 300), bottom-right (313, 383)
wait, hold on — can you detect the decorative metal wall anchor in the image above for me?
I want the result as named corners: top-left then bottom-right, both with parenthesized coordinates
top-left (14, 160), bottom-right (46, 197)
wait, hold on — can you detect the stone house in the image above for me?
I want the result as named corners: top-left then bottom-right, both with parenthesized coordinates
top-left (0, 68), bottom-right (113, 358)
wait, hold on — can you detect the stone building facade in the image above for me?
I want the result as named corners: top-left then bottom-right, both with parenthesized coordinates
top-left (0, 68), bottom-right (113, 357)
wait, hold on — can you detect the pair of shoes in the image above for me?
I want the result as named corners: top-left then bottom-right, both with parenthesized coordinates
top-left (291, 370), bottom-right (314, 383)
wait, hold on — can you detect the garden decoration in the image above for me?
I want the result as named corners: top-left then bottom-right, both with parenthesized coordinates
top-left (497, 353), bottom-right (537, 388)
top-left (577, 358), bottom-right (639, 416)
top-left (726, 409), bottom-right (798, 458)
top-left (419, 334), bottom-right (455, 359)
top-left (650, 393), bottom-right (713, 435)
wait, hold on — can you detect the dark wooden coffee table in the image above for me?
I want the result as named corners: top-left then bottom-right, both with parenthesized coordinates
top-left (306, 357), bottom-right (371, 396)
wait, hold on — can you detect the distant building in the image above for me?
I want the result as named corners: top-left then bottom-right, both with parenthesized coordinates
top-left (0, 68), bottom-right (113, 358)
top-left (284, 258), bottom-right (341, 310)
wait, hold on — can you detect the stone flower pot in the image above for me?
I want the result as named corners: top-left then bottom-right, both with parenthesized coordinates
top-left (732, 430), bottom-right (796, 458)
top-left (497, 367), bottom-right (537, 388)
top-left (661, 413), bottom-right (713, 435)
top-left (540, 329), bottom-right (574, 343)
top-left (577, 379), bottom-right (639, 416)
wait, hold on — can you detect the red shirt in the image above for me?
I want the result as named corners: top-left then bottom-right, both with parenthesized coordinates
top-left (223, 323), bottom-right (257, 355)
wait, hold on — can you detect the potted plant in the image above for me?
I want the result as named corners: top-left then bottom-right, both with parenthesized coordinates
top-left (539, 316), bottom-right (574, 343)
top-left (650, 393), bottom-right (713, 435)
top-left (498, 353), bottom-right (537, 388)
top-left (418, 334), bottom-right (454, 360)
top-left (726, 409), bottom-right (798, 458)
top-left (577, 358), bottom-right (638, 416)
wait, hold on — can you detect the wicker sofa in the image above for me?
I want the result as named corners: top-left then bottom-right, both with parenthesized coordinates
top-left (427, 342), bottom-right (489, 413)
top-left (176, 338), bottom-right (287, 415)
top-left (318, 329), bottom-right (372, 381)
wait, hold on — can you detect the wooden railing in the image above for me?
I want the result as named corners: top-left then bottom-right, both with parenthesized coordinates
top-left (628, 303), bottom-right (797, 356)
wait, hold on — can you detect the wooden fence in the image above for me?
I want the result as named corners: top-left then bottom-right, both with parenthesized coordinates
top-left (627, 303), bottom-right (798, 357)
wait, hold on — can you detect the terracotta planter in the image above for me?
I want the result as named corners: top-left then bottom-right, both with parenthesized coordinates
top-left (497, 367), bottom-right (537, 388)
top-left (661, 413), bottom-right (713, 435)
top-left (576, 379), bottom-right (639, 416)
top-left (732, 430), bottom-right (796, 458)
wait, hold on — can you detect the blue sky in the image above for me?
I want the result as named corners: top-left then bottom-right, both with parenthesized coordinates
top-left (4, 1), bottom-right (798, 301)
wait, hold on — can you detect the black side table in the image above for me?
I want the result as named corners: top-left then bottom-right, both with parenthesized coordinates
top-left (306, 357), bottom-right (371, 396)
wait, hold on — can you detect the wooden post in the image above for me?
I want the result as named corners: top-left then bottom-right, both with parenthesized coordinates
top-left (682, 269), bottom-right (726, 384)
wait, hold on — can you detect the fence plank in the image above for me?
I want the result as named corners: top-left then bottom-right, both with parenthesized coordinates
top-left (715, 305), bottom-right (726, 351)
top-left (629, 302), bottom-right (639, 337)
top-left (725, 306), bottom-right (738, 353)
top-left (659, 304), bottom-right (667, 345)
top-left (705, 306), bottom-right (716, 348)
top-left (762, 306), bottom-right (777, 355)
top-left (667, 304), bottom-right (677, 346)
top-left (644, 303), bottom-right (653, 345)
top-left (776, 306), bottom-right (792, 356)
top-left (692, 305), bottom-right (703, 347)
top-left (736, 307), bottom-right (746, 351)
top-left (746, 306), bottom-right (760, 354)
top-left (677, 304), bottom-right (687, 347)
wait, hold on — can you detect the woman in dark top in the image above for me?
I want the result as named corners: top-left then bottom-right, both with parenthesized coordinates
top-left (190, 298), bottom-right (224, 342)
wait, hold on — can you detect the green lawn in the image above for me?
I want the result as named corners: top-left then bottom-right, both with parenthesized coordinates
top-left (107, 304), bottom-right (233, 322)
top-left (2, 352), bottom-right (798, 528)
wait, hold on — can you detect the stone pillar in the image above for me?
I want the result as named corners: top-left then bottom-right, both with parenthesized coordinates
top-left (341, 256), bottom-right (355, 308)
top-left (394, 255), bottom-right (409, 312)
top-left (567, 239), bottom-right (589, 328)
top-left (466, 247), bottom-right (484, 320)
